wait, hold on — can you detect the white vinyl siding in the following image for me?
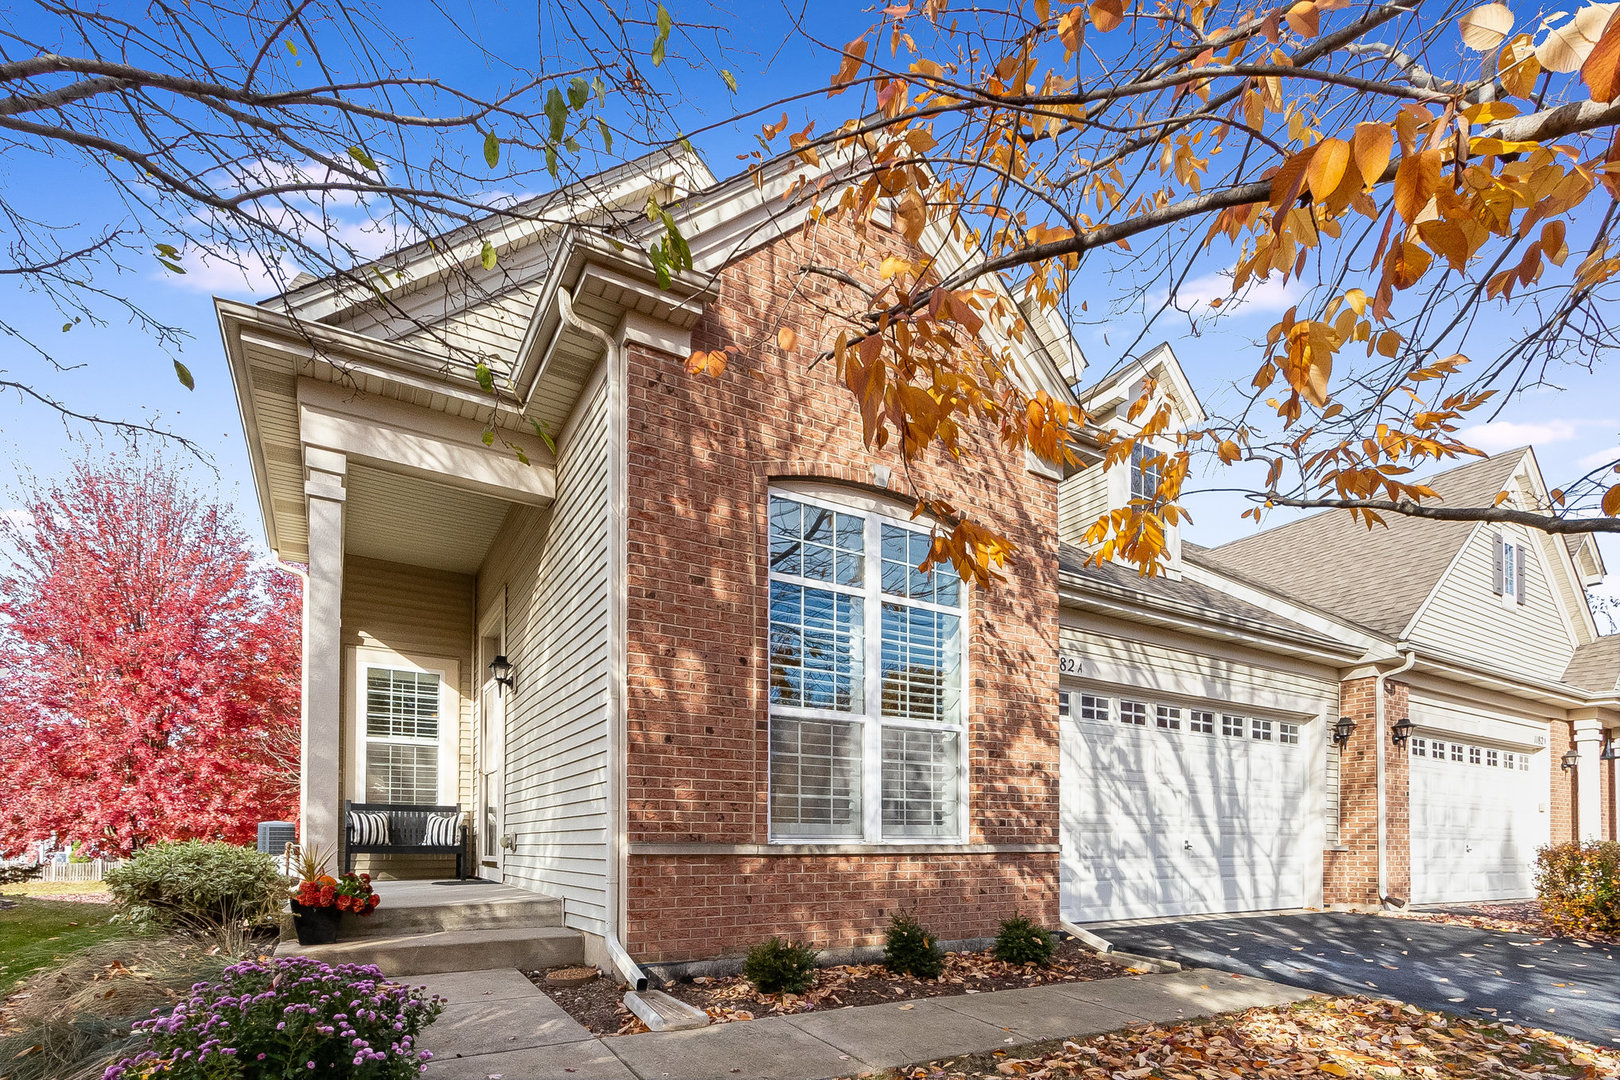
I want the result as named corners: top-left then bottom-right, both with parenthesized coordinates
top-left (1324, 744), bottom-right (1342, 845)
top-left (1057, 468), bottom-right (1110, 548)
top-left (1407, 524), bottom-right (1577, 683)
top-left (476, 373), bottom-right (613, 934)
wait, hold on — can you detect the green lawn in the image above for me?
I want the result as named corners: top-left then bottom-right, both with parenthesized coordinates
top-left (0, 897), bottom-right (123, 995)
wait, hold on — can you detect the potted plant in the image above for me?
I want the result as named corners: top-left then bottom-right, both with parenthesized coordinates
top-left (288, 846), bottom-right (381, 945)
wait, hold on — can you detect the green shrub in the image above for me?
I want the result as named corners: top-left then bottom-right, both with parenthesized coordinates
top-left (883, 911), bottom-right (945, 979)
top-left (994, 915), bottom-right (1055, 966)
top-left (743, 937), bottom-right (818, 995)
top-left (105, 841), bottom-right (286, 935)
top-left (1535, 840), bottom-right (1620, 936)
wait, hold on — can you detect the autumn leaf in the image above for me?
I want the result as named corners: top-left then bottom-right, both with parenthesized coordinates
top-left (1537, 3), bottom-right (1618, 72)
top-left (1305, 138), bottom-right (1351, 201)
top-left (686, 350), bottom-right (727, 377)
top-left (1351, 123), bottom-right (1392, 187)
top-left (1457, 2), bottom-right (1513, 51)
top-left (1089, 0), bottom-right (1124, 33)
top-left (777, 326), bottom-right (798, 351)
top-left (831, 36), bottom-right (868, 92)
top-left (1581, 10), bottom-right (1620, 101)
top-left (1393, 150), bottom-right (1441, 224)
top-left (1603, 485), bottom-right (1620, 516)
top-left (1285, 0), bottom-right (1319, 38)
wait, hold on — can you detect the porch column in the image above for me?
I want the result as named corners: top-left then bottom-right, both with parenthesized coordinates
top-left (301, 447), bottom-right (347, 857)
top-left (1574, 717), bottom-right (1604, 841)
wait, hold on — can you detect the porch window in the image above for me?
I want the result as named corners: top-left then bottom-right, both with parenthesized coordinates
top-left (363, 667), bottom-right (443, 804)
top-left (768, 491), bottom-right (966, 842)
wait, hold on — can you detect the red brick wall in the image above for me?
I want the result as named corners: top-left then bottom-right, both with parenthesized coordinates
top-left (1324, 676), bottom-right (1409, 906)
top-left (621, 215), bottom-right (1061, 962)
top-left (1603, 754), bottom-right (1615, 842)
top-left (1550, 721), bottom-right (1574, 843)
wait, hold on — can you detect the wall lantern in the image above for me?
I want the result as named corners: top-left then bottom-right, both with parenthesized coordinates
top-left (1390, 717), bottom-right (1414, 746)
top-left (1331, 716), bottom-right (1357, 747)
top-left (1601, 738), bottom-right (1620, 762)
top-left (488, 654), bottom-right (515, 691)
top-left (1560, 748), bottom-right (1581, 772)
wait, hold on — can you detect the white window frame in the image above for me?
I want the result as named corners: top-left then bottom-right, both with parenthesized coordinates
top-left (766, 486), bottom-right (969, 844)
top-left (349, 646), bottom-right (460, 806)
top-left (1130, 441), bottom-right (1162, 502)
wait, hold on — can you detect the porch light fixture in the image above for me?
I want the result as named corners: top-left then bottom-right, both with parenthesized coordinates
top-left (1390, 717), bottom-right (1414, 746)
top-left (1332, 716), bottom-right (1357, 747)
top-left (488, 654), bottom-right (515, 691)
top-left (1560, 748), bottom-right (1581, 772)
top-left (1601, 739), bottom-right (1620, 762)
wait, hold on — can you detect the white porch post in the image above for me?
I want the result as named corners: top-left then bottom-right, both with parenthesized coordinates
top-left (1573, 717), bottom-right (1604, 841)
top-left (301, 447), bottom-right (347, 857)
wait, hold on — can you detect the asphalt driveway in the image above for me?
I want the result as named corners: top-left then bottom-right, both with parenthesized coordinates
top-left (1103, 911), bottom-right (1619, 1046)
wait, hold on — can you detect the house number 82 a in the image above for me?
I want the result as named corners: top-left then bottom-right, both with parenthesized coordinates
top-left (1058, 654), bottom-right (1082, 676)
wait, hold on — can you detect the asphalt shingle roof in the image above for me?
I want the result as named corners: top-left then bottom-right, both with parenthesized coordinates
top-left (1194, 451), bottom-right (1526, 638)
top-left (1058, 543), bottom-right (1328, 642)
top-left (1562, 636), bottom-right (1620, 694)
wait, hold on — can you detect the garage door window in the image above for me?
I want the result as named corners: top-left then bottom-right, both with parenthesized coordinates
top-left (1120, 700), bottom-right (1148, 726)
top-left (1486, 749), bottom-right (1499, 767)
top-left (767, 491), bottom-right (966, 842)
top-left (1279, 722), bottom-right (1300, 745)
top-left (1411, 737), bottom-right (1426, 758)
top-left (1080, 694), bottom-right (1110, 722)
top-left (1451, 743), bottom-right (1464, 762)
top-left (1251, 718), bottom-right (1274, 741)
top-left (1156, 705), bottom-right (1182, 730)
top-left (1189, 709), bottom-right (1215, 734)
top-left (1469, 746), bottom-right (1481, 764)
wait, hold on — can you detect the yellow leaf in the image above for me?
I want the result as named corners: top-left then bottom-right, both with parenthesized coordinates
top-left (1457, 2), bottom-right (1513, 51)
top-left (1090, 0), bottom-right (1124, 33)
top-left (880, 255), bottom-right (914, 279)
top-left (777, 326), bottom-right (798, 351)
top-left (1318, 1063), bottom-right (1351, 1078)
top-left (1344, 287), bottom-right (1367, 315)
top-left (1351, 123), bottom-right (1392, 187)
top-left (1602, 484), bottom-right (1620, 516)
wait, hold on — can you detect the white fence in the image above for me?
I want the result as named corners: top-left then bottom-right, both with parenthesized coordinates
top-left (39, 859), bottom-right (120, 882)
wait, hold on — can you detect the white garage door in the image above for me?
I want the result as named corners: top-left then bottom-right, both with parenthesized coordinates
top-left (1060, 689), bottom-right (1310, 924)
top-left (1410, 735), bottom-right (1546, 904)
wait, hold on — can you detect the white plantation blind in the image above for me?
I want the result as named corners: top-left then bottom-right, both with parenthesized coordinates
top-left (363, 667), bottom-right (443, 804)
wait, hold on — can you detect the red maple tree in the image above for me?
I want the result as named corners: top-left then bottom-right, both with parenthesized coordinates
top-left (0, 452), bottom-right (300, 857)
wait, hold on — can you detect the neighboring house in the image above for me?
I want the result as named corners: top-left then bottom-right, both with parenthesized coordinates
top-left (218, 148), bottom-right (1618, 978)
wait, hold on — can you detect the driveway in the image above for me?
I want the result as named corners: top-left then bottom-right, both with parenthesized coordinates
top-left (1103, 911), bottom-right (1620, 1046)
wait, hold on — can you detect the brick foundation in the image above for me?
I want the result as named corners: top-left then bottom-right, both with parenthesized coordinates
top-left (1323, 676), bottom-right (1409, 906)
top-left (621, 215), bottom-right (1060, 962)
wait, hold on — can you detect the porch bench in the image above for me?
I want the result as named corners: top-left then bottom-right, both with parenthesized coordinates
top-left (344, 801), bottom-right (467, 880)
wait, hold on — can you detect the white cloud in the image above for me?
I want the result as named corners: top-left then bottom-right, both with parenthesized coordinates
top-left (1459, 418), bottom-right (1615, 454)
top-left (1577, 445), bottom-right (1620, 472)
top-left (1146, 269), bottom-right (1306, 321)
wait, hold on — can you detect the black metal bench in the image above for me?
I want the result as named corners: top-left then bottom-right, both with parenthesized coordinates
top-left (344, 801), bottom-right (467, 880)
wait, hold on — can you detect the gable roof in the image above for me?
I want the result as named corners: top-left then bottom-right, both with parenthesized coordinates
top-left (1197, 451), bottom-right (1526, 637)
top-left (1562, 636), bottom-right (1620, 694)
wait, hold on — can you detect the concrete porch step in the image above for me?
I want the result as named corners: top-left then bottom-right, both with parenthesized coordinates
top-left (279, 926), bottom-right (585, 977)
top-left (337, 880), bottom-right (565, 940)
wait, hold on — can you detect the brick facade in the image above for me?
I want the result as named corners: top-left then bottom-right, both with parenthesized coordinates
top-left (1549, 720), bottom-right (1575, 843)
top-left (620, 216), bottom-right (1060, 962)
top-left (1323, 676), bottom-right (1410, 906)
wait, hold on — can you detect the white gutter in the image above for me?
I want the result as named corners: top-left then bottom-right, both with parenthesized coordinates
top-left (556, 288), bottom-right (648, 992)
top-left (1376, 648), bottom-right (1417, 907)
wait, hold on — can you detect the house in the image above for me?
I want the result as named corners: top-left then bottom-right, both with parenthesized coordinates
top-left (218, 147), bottom-right (1618, 983)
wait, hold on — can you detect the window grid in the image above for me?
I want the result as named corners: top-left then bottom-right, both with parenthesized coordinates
top-left (1279, 722), bottom-right (1300, 745)
top-left (1486, 749), bottom-right (1499, 767)
top-left (767, 493), bottom-right (966, 842)
top-left (1156, 705), bottom-right (1182, 731)
top-left (1431, 740), bottom-right (1446, 759)
top-left (1120, 700), bottom-right (1148, 726)
top-left (1470, 746), bottom-right (1482, 764)
top-left (1411, 737), bottom-right (1427, 758)
top-left (1080, 694), bottom-right (1111, 722)
top-left (1221, 714), bottom-right (1245, 738)
top-left (363, 667), bottom-right (443, 805)
top-left (1130, 442), bottom-right (1162, 502)
top-left (1450, 743), bottom-right (1464, 762)
top-left (1190, 709), bottom-right (1215, 734)
top-left (1251, 717), bottom-right (1274, 742)
top-left (1058, 691), bottom-right (1071, 718)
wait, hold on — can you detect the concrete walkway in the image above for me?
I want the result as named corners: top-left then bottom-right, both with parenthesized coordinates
top-left (414, 966), bottom-right (1318, 1080)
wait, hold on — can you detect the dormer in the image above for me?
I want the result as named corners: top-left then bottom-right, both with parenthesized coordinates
top-left (1568, 534), bottom-right (1608, 589)
top-left (1056, 343), bottom-right (1206, 577)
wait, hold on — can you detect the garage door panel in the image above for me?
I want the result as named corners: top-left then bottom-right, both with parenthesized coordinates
top-left (1409, 739), bottom-right (1545, 905)
top-left (1061, 691), bottom-right (1309, 924)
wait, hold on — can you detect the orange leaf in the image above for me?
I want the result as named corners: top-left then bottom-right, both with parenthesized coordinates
top-left (686, 350), bottom-right (727, 377)
top-left (1305, 138), bottom-right (1351, 201)
top-left (777, 326), bottom-right (798, 351)
top-left (1582, 10), bottom-right (1620, 101)
top-left (1285, 0), bottom-right (1319, 38)
top-left (1090, 0), bottom-right (1124, 33)
top-left (1602, 484), bottom-right (1620, 516)
top-left (831, 36), bottom-right (868, 93)
top-left (1351, 123), bottom-right (1393, 186)
top-left (1393, 150), bottom-right (1441, 224)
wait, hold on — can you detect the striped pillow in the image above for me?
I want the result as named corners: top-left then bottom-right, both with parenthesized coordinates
top-left (348, 811), bottom-right (390, 847)
top-left (423, 813), bottom-right (459, 847)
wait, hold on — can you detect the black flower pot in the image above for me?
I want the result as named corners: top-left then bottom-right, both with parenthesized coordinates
top-left (291, 901), bottom-right (341, 945)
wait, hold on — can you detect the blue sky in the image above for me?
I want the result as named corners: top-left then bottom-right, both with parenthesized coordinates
top-left (2, 1), bottom-right (1616, 616)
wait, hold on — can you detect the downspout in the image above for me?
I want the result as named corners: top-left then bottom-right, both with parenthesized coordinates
top-left (1376, 647), bottom-right (1417, 907)
top-left (557, 288), bottom-right (649, 992)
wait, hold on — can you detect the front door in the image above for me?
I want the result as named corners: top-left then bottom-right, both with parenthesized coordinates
top-left (477, 627), bottom-right (506, 881)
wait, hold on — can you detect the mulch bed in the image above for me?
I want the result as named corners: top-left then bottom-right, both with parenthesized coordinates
top-left (530, 938), bottom-right (1129, 1037)
top-left (1388, 900), bottom-right (1620, 945)
top-left (848, 995), bottom-right (1619, 1079)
